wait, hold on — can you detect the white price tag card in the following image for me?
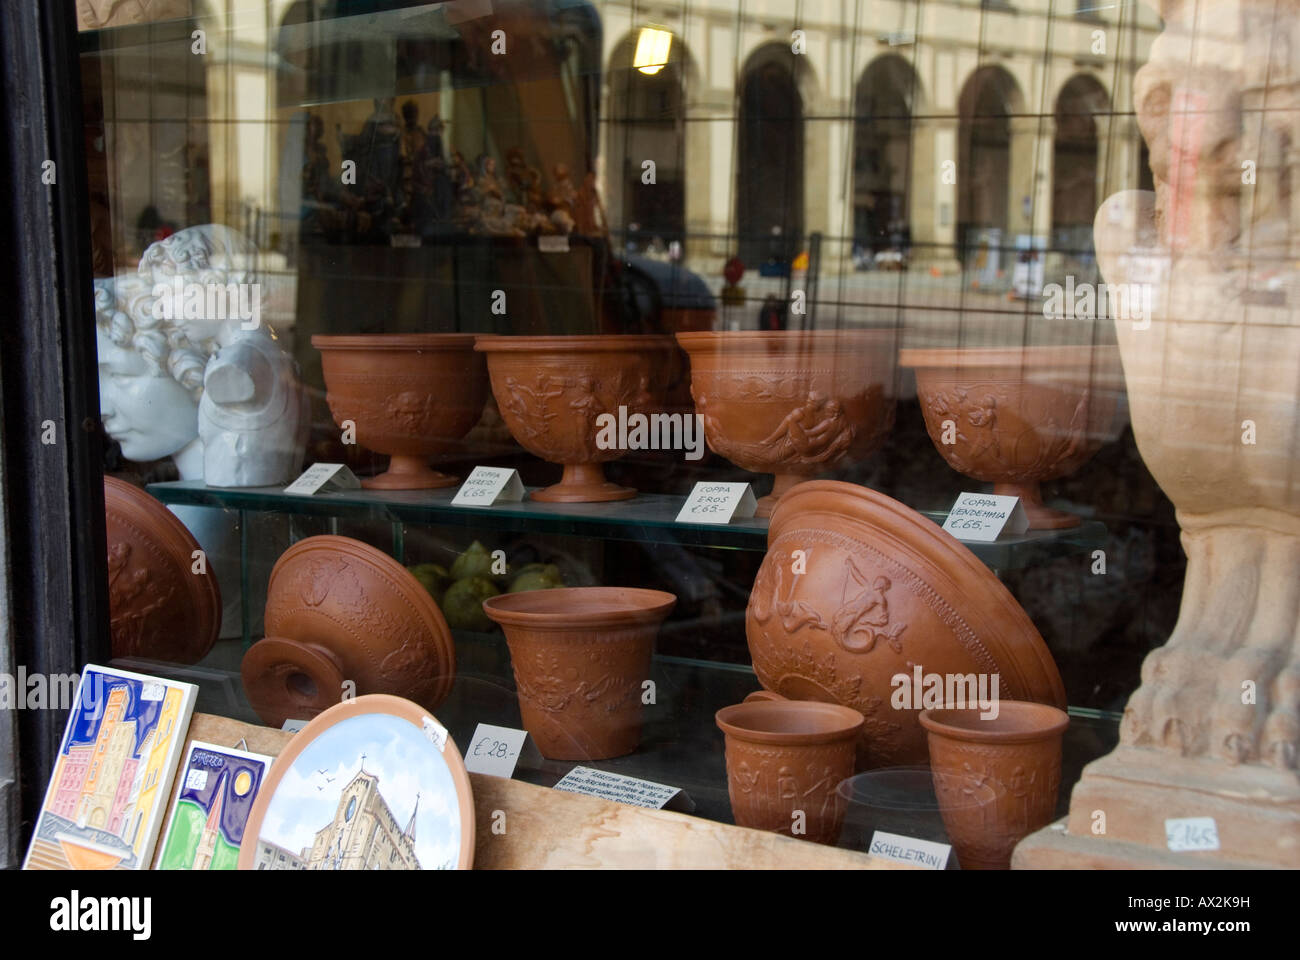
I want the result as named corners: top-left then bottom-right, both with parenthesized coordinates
top-left (868, 830), bottom-right (951, 870)
top-left (463, 723), bottom-right (529, 778)
top-left (451, 466), bottom-right (525, 506)
top-left (538, 234), bottom-right (571, 253)
top-left (1165, 816), bottom-right (1220, 852)
top-left (280, 718), bottom-right (309, 733)
top-left (941, 492), bottom-right (1029, 542)
top-left (284, 463), bottom-right (362, 496)
top-left (554, 766), bottom-right (680, 809)
top-left (675, 482), bottom-right (758, 525)
top-left (421, 715), bottom-right (449, 752)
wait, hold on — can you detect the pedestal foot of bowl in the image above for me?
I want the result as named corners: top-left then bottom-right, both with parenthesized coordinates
top-left (994, 482), bottom-right (1081, 530)
top-left (241, 635), bottom-right (347, 729)
top-left (361, 455), bottom-right (460, 490)
top-left (530, 463), bottom-right (636, 503)
top-left (756, 473), bottom-right (808, 518)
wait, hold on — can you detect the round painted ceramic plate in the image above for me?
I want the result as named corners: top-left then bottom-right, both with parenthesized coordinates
top-left (104, 476), bottom-right (220, 663)
top-left (237, 695), bottom-right (475, 870)
top-left (259, 536), bottom-right (455, 715)
top-left (746, 480), bottom-right (1066, 769)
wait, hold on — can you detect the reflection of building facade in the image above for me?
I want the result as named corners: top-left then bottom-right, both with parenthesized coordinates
top-left (253, 766), bottom-right (420, 870)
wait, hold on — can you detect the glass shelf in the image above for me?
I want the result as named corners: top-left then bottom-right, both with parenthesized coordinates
top-left (147, 479), bottom-right (1107, 572)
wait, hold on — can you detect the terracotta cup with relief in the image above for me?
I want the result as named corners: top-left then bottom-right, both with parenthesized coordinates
top-left (482, 586), bottom-right (676, 760)
top-left (920, 700), bottom-right (1069, 870)
top-left (474, 335), bottom-right (674, 502)
top-left (716, 699), bottom-right (865, 844)
top-left (313, 333), bottom-right (488, 489)
top-left (900, 345), bottom-right (1124, 529)
top-left (676, 330), bottom-right (897, 517)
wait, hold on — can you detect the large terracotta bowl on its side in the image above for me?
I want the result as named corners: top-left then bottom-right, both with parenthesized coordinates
top-left (105, 476), bottom-right (221, 663)
top-left (745, 480), bottom-right (1066, 770)
top-left (900, 345), bottom-right (1125, 530)
top-left (474, 335), bottom-right (674, 502)
top-left (482, 586), bottom-right (677, 760)
top-left (676, 330), bottom-right (897, 518)
top-left (242, 535), bottom-right (455, 727)
top-left (312, 334), bottom-right (488, 490)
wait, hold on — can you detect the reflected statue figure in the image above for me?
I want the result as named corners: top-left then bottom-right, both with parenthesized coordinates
top-left (136, 223), bottom-right (308, 487)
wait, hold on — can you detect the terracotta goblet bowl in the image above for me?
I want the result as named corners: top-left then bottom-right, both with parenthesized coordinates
top-left (474, 335), bottom-right (675, 502)
top-left (716, 699), bottom-right (864, 844)
top-left (900, 345), bottom-right (1124, 530)
top-left (312, 333), bottom-right (488, 490)
top-left (676, 330), bottom-right (897, 518)
top-left (920, 700), bottom-right (1068, 870)
top-left (482, 586), bottom-right (676, 760)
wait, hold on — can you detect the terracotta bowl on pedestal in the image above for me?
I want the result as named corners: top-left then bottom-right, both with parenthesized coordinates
top-left (482, 586), bottom-right (676, 760)
top-left (474, 335), bottom-right (674, 502)
top-left (312, 333), bottom-right (487, 490)
top-left (242, 535), bottom-right (455, 728)
top-left (675, 330), bottom-right (897, 518)
top-left (920, 701), bottom-right (1069, 870)
top-left (105, 476), bottom-right (221, 663)
top-left (900, 345), bottom-right (1125, 530)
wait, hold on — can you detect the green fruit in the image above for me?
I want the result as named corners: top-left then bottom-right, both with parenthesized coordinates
top-left (450, 541), bottom-right (495, 581)
top-left (407, 563), bottom-right (449, 598)
top-left (441, 576), bottom-right (500, 631)
top-left (508, 563), bottom-right (564, 593)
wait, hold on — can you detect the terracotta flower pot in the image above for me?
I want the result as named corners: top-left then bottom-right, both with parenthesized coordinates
top-left (312, 334), bottom-right (488, 490)
top-left (474, 335), bottom-right (674, 502)
top-left (715, 699), bottom-right (864, 843)
top-left (900, 345), bottom-right (1124, 529)
top-left (243, 535), bottom-right (455, 727)
top-left (920, 700), bottom-right (1069, 870)
top-left (746, 480), bottom-right (1066, 769)
top-left (482, 586), bottom-right (676, 760)
top-left (104, 476), bottom-right (221, 663)
top-left (675, 330), bottom-right (897, 518)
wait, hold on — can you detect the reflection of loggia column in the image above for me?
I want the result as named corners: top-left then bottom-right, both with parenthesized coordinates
top-left (1007, 117), bottom-right (1041, 239)
top-left (912, 120), bottom-right (958, 269)
top-left (1016, 0), bottom-right (1300, 870)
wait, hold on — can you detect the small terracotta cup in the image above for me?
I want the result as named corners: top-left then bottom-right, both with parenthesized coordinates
top-left (482, 586), bottom-right (676, 761)
top-left (920, 700), bottom-right (1069, 870)
top-left (715, 699), bottom-right (865, 844)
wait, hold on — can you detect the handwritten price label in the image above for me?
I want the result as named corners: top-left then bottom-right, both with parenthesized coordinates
top-left (462, 723), bottom-right (529, 778)
top-left (1165, 816), bottom-right (1220, 852)
top-left (451, 467), bottom-right (525, 506)
top-left (675, 482), bottom-right (757, 525)
top-left (941, 492), bottom-right (1028, 542)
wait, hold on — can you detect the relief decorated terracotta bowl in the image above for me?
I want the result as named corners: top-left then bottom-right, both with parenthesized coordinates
top-left (716, 699), bottom-right (864, 844)
top-left (474, 335), bottom-right (675, 502)
top-left (675, 330), bottom-right (897, 518)
top-left (745, 480), bottom-right (1066, 769)
top-left (900, 345), bottom-right (1125, 529)
top-left (920, 700), bottom-right (1069, 870)
top-left (482, 586), bottom-right (676, 760)
top-left (312, 333), bottom-right (488, 490)
top-left (104, 476), bottom-right (220, 664)
top-left (242, 535), bottom-right (455, 727)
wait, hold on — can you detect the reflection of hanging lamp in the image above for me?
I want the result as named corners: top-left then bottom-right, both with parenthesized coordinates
top-left (633, 27), bottom-right (673, 75)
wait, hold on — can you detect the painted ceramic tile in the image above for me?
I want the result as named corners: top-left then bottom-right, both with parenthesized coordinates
top-left (24, 665), bottom-right (197, 870)
top-left (156, 741), bottom-right (274, 870)
top-left (251, 711), bottom-right (464, 870)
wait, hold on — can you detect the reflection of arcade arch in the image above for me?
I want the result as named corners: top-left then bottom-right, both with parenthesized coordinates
top-left (958, 66), bottom-right (1023, 259)
top-left (737, 45), bottom-right (806, 265)
top-left (853, 55), bottom-right (921, 254)
top-left (605, 30), bottom-right (693, 254)
top-left (1052, 74), bottom-right (1110, 259)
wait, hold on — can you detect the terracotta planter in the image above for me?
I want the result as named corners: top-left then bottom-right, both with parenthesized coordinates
top-left (482, 586), bottom-right (676, 760)
top-left (474, 335), bottom-right (674, 502)
top-left (243, 535), bottom-right (455, 727)
top-left (900, 345), bottom-right (1124, 529)
top-left (104, 476), bottom-right (220, 663)
top-left (920, 701), bottom-right (1069, 870)
top-left (676, 330), bottom-right (897, 517)
top-left (746, 480), bottom-right (1065, 769)
top-left (312, 334), bottom-right (487, 490)
top-left (715, 699), bottom-right (864, 843)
